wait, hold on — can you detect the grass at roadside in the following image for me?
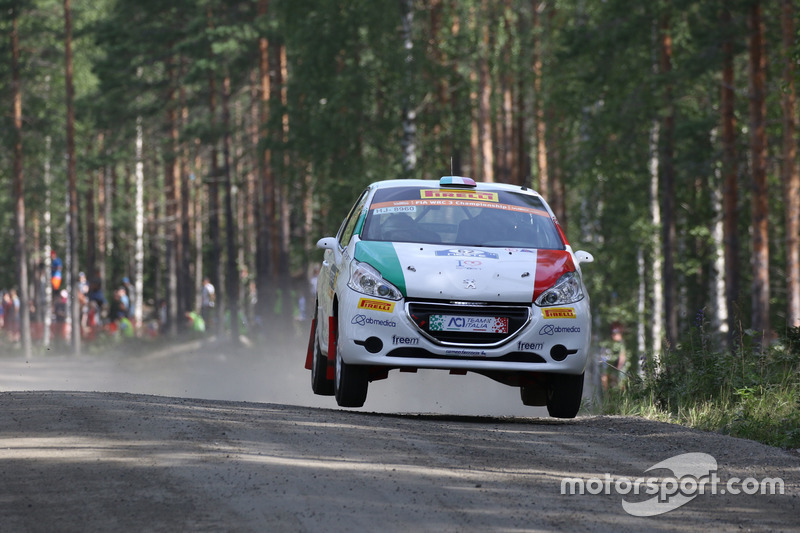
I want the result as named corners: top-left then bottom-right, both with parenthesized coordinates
top-left (593, 326), bottom-right (800, 449)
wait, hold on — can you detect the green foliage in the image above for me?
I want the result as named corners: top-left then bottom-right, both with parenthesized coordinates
top-left (1, 0), bottom-right (798, 347)
top-left (599, 324), bottom-right (800, 449)
top-left (280, 0), bottom-right (410, 233)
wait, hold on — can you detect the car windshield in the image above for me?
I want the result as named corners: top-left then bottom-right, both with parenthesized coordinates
top-left (360, 186), bottom-right (565, 249)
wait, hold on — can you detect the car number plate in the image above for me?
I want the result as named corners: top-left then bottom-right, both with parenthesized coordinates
top-left (429, 315), bottom-right (509, 333)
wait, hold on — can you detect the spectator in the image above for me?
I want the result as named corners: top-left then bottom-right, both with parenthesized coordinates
top-left (122, 277), bottom-right (135, 318)
top-left (157, 299), bottom-right (168, 332)
top-left (201, 277), bottom-right (215, 325)
top-left (84, 278), bottom-right (106, 327)
top-left (54, 289), bottom-right (68, 340)
top-left (601, 322), bottom-right (629, 392)
top-left (3, 291), bottom-right (18, 340)
top-left (51, 251), bottom-right (63, 290)
top-left (78, 272), bottom-right (88, 296)
top-left (108, 288), bottom-right (128, 322)
top-left (78, 272), bottom-right (89, 330)
top-left (10, 289), bottom-right (20, 341)
top-left (118, 286), bottom-right (130, 318)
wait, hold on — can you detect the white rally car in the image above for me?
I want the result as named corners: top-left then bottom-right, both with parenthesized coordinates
top-left (305, 177), bottom-right (593, 417)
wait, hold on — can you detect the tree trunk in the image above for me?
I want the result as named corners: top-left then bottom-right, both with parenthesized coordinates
top-left (637, 249), bottom-right (646, 373)
top-left (180, 96), bottom-right (192, 318)
top-left (710, 129), bottom-right (728, 346)
top-left (271, 36), bottom-right (284, 330)
top-left (134, 115), bottom-right (145, 330)
top-left (499, 0), bottom-right (513, 184)
top-left (206, 8), bottom-right (222, 334)
top-left (449, 8), bottom-right (464, 177)
top-left (222, 73), bottom-right (240, 344)
top-left (278, 41), bottom-right (293, 331)
top-left (235, 101), bottom-right (247, 298)
top-left (551, 121), bottom-right (566, 225)
top-left (649, 119), bottom-right (663, 364)
top-left (165, 57), bottom-right (179, 336)
top-left (781, 0), bottom-right (799, 328)
top-left (720, 1), bottom-right (739, 341)
top-left (659, 14), bottom-right (678, 347)
top-left (533, 0), bottom-right (548, 196)
top-left (256, 0), bottom-right (275, 326)
top-left (515, 74), bottom-right (526, 186)
top-left (748, 1), bottom-right (770, 343)
top-left (469, 68), bottom-right (479, 177)
top-left (147, 157), bottom-right (162, 317)
top-left (303, 167), bottom-right (314, 316)
top-left (11, 12), bottom-right (32, 358)
top-left (97, 162), bottom-right (106, 286)
top-left (85, 134), bottom-right (100, 280)
top-left (246, 72), bottom-right (260, 323)
top-left (44, 135), bottom-right (53, 348)
top-left (478, 0), bottom-right (493, 182)
top-left (99, 154), bottom-right (110, 296)
top-left (401, 0), bottom-right (416, 175)
top-left (193, 149), bottom-right (204, 312)
top-left (64, 0), bottom-right (80, 354)
top-left (430, 0), bottom-right (448, 168)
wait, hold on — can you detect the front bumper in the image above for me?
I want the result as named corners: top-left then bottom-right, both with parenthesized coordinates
top-left (337, 290), bottom-right (591, 375)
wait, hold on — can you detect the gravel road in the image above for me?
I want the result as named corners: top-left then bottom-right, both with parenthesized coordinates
top-left (0, 337), bottom-right (798, 532)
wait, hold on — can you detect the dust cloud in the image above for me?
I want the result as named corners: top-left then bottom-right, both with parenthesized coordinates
top-left (0, 330), bottom-right (548, 417)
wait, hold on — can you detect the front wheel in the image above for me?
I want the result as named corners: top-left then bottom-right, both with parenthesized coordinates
top-left (546, 372), bottom-right (584, 419)
top-left (333, 326), bottom-right (368, 407)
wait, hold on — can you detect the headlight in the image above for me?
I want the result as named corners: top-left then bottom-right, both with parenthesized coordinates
top-left (347, 261), bottom-right (403, 300)
top-left (534, 271), bottom-right (584, 306)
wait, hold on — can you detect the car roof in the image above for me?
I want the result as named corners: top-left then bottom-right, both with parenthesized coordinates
top-left (368, 178), bottom-right (544, 198)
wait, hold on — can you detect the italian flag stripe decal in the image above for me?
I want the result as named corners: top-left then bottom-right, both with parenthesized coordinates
top-left (354, 241), bottom-right (407, 296)
top-left (533, 249), bottom-right (575, 301)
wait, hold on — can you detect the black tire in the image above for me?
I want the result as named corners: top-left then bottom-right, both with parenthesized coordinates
top-left (546, 372), bottom-right (584, 419)
top-left (311, 322), bottom-right (334, 396)
top-left (333, 322), bottom-right (368, 407)
top-left (520, 385), bottom-right (547, 406)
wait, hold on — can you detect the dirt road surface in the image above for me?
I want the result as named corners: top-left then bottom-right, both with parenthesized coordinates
top-left (1, 336), bottom-right (798, 532)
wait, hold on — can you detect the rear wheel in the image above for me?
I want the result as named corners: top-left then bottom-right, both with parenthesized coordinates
top-left (546, 372), bottom-right (584, 419)
top-left (311, 323), bottom-right (334, 396)
top-left (333, 320), bottom-right (368, 407)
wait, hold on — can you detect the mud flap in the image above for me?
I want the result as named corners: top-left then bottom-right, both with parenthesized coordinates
top-left (304, 318), bottom-right (316, 370)
top-left (327, 316), bottom-right (336, 380)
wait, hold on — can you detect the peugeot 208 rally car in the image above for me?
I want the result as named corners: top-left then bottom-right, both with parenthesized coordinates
top-left (305, 176), bottom-right (593, 418)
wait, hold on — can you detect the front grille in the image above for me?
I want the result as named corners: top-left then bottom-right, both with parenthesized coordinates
top-left (405, 301), bottom-right (531, 347)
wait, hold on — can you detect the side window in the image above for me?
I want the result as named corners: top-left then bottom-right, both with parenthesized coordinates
top-left (337, 189), bottom-right (370, 248)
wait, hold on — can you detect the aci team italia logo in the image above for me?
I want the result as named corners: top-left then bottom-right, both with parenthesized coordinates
top-left (541, 307), bottom-right (577, 319)
top-left (357, 298), bottom-right (395, 313)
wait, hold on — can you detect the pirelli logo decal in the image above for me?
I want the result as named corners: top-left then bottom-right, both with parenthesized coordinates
top-left (421, 189), bottom-right (499, 202)
top-left (542, 307), bottom-right (577, 319)
top-left (358, 298), bottom-right (396, 313)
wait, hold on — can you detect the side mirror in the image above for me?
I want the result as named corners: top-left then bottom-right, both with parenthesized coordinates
top-left (316, 237), bottom-right (338, 250)
top-left (575, 250), bottom-right (594, 265)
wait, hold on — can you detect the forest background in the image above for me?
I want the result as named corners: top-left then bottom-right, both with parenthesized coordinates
top-left (1, 0), bottom-right (798, 362)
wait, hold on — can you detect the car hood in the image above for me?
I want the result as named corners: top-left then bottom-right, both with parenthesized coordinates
top-left (354, 241), bottom-right (575, 303)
